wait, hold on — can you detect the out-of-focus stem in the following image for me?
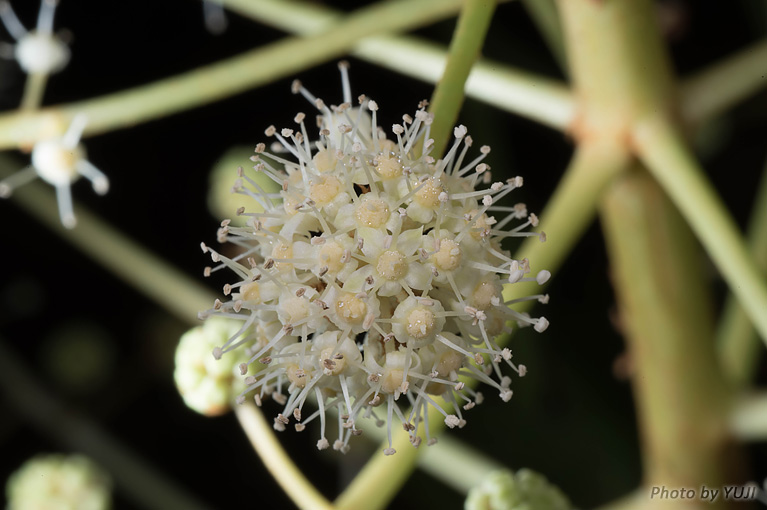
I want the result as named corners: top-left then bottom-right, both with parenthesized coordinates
top-left (559, 0), bottom-right (745, 498)
top-left (601, 169), bottom-right (736, 501)
top-left (427, 0), bottom-right (496, 157)
top-left (502, 138), bottom-right (629, 305)
top-left (235, 404), bottom-right (333, 510)
top-left (0, 157), bottom-right (214, 323)
top-left (717, 165), bottom-right (767, 388)
top-left (20, 72), bottom-right (48, 111)
top-left (224, 0), bottom-right (575, 131)
top-left (356, 411), bottom-right (504, 494)
top-left (0, 339), bottom-right (213, 510)
top-left (680, 39), bottom-right (767, 128)
top-left (334, 404), bottom-right (445, 510)
top-left (634, 116), bottom-right (767, 346)
top-left (0, 0), bottom-right (464, 149)
top-left (557, 0), bottom-right (675, 141)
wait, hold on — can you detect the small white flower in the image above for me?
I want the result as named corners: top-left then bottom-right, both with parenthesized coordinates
top-left (0, 0), bottom-right (70, 75)
top-left (0, 114), bottom-right (109, 228)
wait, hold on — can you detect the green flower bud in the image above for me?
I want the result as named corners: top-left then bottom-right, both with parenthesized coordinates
top-left (174, 317), bottom-right (251, 416)
top-left (208, 145), bottom-right (280, 226)
top-left (6, 454), bottom-right (111, 510)
top-left (465, 469), bottom-right (573, 510)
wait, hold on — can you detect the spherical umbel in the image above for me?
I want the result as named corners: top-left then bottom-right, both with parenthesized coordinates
top-left (199, 63), bottom-right (550, 454)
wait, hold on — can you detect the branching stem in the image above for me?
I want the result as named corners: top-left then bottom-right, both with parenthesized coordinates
top-left (0, 0), bottom-right (464, 149)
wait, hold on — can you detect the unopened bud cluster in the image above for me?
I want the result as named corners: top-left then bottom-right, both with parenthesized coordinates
top-left (464, 469), bottom-right (572, 510)
top-left (6, 454), bottom-right (111, 510)
top-left (200, 64), bottom-right (549, 454)
top-left (174, 317), bottom-right (249, 416)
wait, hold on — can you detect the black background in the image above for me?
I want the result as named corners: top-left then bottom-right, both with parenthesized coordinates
top-left (1, 1), bottom-right (766, 509)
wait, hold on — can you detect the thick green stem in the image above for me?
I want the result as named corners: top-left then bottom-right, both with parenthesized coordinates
top-left (0, 0), bottom-right (463, 148)
top-left (600, 168), bottom-right (737, 500)
top-left (558, 0), bottom-right (747, 498)
top-left (426, 0), bottom-right (496, 157)
top-left (634, 116), bottom-right (767, 345)
top-left (356, 412), bottom-right (503, 495)
top-left (557, 0), bottom-right (676, 141)
top-left (226, 0), bottom-right (575, 131)
top-left (334, 404), bottom-right (447, 510)
top-left (235, 404), bottom-right (333, 510)
top-left (680, 39), bottom-right (767, 128)
top-left (717, 165), bottom-right (767, 388)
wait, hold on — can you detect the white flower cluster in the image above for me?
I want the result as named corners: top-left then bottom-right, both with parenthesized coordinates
top-left (200, 63), bottom-right (549, 455)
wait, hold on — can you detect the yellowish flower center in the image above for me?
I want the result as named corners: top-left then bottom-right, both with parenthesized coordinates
top-left (467, 209), bottom-right (491, 240)
top-left (282, 194), bottom-right (302, 216)
top-left (433, 239), bottom-right (461, 271)
top-left (355, 198), bottom-right (390, 228)
top-left (313, 149), bottom-right (337, 173)
top-left (320, 347), bottom-right (347, 376)
top-left (241, 281), bottom-right (261, 303)
top-left (472, 281), bottom-right (498, 310)
top-left (335, 293), bottom-right (367, 325)
top-left (319, 241), bottom-right (345, 274)
top-left (281, 296), bottom-right (309, 323)
top-left (426, 349), bottom-right (465, 395)
top-left (414, 177), bottom-right (442, 208)
top-left (286, 364), bottom-right (311, 388)
top-left (376, 250), bottom-right (407, 280)
top-left (374, 153), bottom-right (403, 179)
top-left (436, 350), bottom-right (464, 377)
top-left (406, 307), bottom-right (435, 339)
top-left (381, 367), bottom-right (404, 394)
top-left (272, 241), bottom-right (293, 271)
top-left (310, 175), bottom-right (342, 205)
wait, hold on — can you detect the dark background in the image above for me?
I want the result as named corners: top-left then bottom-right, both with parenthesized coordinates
top-left (1, 1), bottom-right (765, 508)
